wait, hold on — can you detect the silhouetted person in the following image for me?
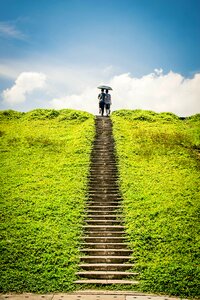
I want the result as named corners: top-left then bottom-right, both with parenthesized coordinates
top-left (105, 89), bottom-right (111, 116)
top-left (98, 88), bottom-right (105, 116)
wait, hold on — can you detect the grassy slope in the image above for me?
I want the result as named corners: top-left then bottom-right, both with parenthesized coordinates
top-left (0, 109), bottom-right (95, 292)
top-left (111, 110), bottom-right (200, 298)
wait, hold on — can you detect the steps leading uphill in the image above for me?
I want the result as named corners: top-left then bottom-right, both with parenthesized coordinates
top-left (75, 116), bottom-right (139, 285)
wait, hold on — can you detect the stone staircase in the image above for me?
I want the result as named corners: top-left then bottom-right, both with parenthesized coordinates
top-left (75, 116), bottom-right (139, 285)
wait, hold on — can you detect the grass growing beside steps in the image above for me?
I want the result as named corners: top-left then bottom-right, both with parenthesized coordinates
top-left (0, 109), bottom-right (95, 292)
top-left (111, 110), bottom-right (200, 298)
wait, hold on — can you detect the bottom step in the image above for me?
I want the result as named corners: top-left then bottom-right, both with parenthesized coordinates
top-left (75, 279), bottom-right (139, 285)
top-left (77, 271), bottom-right (138, 279)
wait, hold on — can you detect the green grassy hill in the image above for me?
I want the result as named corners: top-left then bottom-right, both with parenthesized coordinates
top-left (0, 108), bottom-right (199, 297)
top-left (0, 109), bottom-right (95, 292)
top-left (111, 110), bottom-right (200, 298)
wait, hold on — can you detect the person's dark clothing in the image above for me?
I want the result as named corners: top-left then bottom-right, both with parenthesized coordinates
top-left (98, 92), bottom-right (106, 116)
top-left (98, 92), bottom-right (105, 102)
top-left (105, 103), bottom-right (110, 110)
top-left (99, 100), bottom-right (105, 115)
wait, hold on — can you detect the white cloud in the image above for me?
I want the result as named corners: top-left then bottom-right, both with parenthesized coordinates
top-left (109, 70), bottom-right (200, 116)
top-left (0, 22), bottom-right (26, 40)
top-left (50, 69), bottom-right (200, 116)
top-left (2, 72), bottom-right (46, 104)
top-left (50, 86), bottom-right (98, 113)
top-left (1, 67), bottom-right (200, 116)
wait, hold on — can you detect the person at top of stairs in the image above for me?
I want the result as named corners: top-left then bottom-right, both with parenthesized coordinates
top-left (105, 89), bottom-right (112, 116)
top-left (98, 88), bottom-right (105, 116)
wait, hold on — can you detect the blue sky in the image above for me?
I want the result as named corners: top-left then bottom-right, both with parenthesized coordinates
top-left (0, 0), bottom-right (200, 115)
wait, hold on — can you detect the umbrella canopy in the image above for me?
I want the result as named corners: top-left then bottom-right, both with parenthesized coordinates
top-left (97, 85), bottom-right (113, 91)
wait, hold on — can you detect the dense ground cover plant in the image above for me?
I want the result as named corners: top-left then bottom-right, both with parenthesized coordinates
top-left (0, 109), bottom-right (95, 292)
top-left (111, 110), bottom-right (200, 298)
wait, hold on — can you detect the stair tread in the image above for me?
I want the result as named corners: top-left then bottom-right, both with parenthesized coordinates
top-left (82, 248), bottom-right (130, 251)
top-left (75, 279), bottom-right (139, 284)
top-left (86, 205), bottom-right (120, 207)
top-left (80, 263), bottom-right (134, 267)
top-left (83, 225), bottom-right (124, 227)
top-left (86, 215), bottom-right (120, 217)
top-left (85, 220), bottom-right (121, 222)
top-left (77, 271), bottom-right (138, 275)
top-left (82, 243), bottom-right (126, 245)
top-left (80, 256), bottom-right (132, 259)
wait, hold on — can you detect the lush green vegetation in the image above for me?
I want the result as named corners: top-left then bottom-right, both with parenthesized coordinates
top-left (0, 109), bottom-right (95, 292)
top-left (1, 108), bottom-right (199, 296)
top-left (111, 110), bottom-right (200, 298)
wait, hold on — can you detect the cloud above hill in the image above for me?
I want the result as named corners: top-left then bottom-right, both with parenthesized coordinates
top-left (109, 70), bottom-right (200, 116)
top-left (1, 68), bottom-right (200, 116)
top-left (2, 72), bottom-right (46, 105)
top-left (51, 69), bottom-right (200, 116)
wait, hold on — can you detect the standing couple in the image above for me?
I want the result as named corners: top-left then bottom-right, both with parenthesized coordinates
top-left (98, 88), bottom-right (112, 116)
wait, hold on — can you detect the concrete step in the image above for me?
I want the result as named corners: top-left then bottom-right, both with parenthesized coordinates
top-left (87, 196), bottom-right (120, 200)
top-left (90, 170), bottom-right (118, 173)
top-left (75, 279), bottom-right (139, 285)
top-left (93, 140), bottom-right (114, 143)
top-left (88, 193), bottom-right (119, 197)
top-left (90, 168), bottom-right (118, 172)
top-left (80, 256), bottom-right (133, 263)
top-left (91, 161), bottom-right (116, 164)
top-left (90, 165), bottom-right (119, 172)
top-left (85, 206), bottom-right (120, 211)
top-left (90, 170), bottom-right (118, 174)
top-left (77, 271), bottom-right (138, 280)
top-left (89, 190), bottom-right (119, 194)
top-left (91, 159), bottom-right (115, 162)
top-left (79, 263), bottom-right (134, 271)
top-left (89, 175), bottom-right (119, 179)
top-left (84, 231), bottom-right (125, 237)
top-left (89, 178), bottom-right (118, 182)
top-left (94, 136), bottom-right (113, 139)
top-left (90, 161), bottom-right (116, 164)
top-left (86, 210), bottom-right (120, 215)
top-left (87, 203), bottom-right (119, 207)
top-left (83, 225), bottom-right (125, 231)
top-left (87, 199), bottom-right (120, 204)
top-left (92, 142), bottom-right (114, 145)
top-left (81, 243), bottom-right (127, 249)
top-left (89, 177), bottom-right (118, 180)
top-left (91, 148), bottom-right (114, 151)
top-left (89, 184), bottom-right (119, 188)
top-left (89, 188), bottom-right (119, 192)
top-left (87, 198), bottom-right (121, 203)
top-left (87, 198), bottom-right (121, 207)
top-left (86, 215), bottom-right (120, 220)
top-left (92, 152), bottom-right (114, 154)
top-left (90, 160), bottom-right (116, 164)
top-left (90, 166), bottom-right (117, 170)
top-left (91, 151), bottom-right (114, 154)
top-left (81, 249), bottom-right (132, 256)
top-left (88, 196), bottom-right (120, 200)
top-left (89, 180), bottom-right (118, 185)
top-left (82, 237), bottom-right (126, 243)
top-left (85, 220), bottom-right (121, 225)
top-left (94, 134), bottom-right (113, 137)
top-left (91, 154), bottom-right (115, 158)
top-left (91, 162), bottom-right (116, 165)
top-left (88, 194), bottom-right (121, 199)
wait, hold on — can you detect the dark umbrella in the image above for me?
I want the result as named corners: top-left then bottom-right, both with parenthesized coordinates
top-left (97, 85), bottom-right (113, 90)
